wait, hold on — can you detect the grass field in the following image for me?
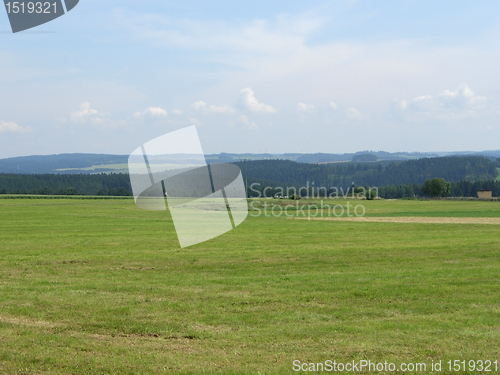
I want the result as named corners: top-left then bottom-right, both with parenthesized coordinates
top-left (0, 198), bottom-right (499, 374)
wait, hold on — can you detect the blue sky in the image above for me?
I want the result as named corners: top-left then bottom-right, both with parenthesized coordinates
top-left (1, 0), bottom-right (500, 157)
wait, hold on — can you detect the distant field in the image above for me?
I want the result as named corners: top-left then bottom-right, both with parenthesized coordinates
top-left (57, 162), bottom-right (202, 174)
top-left (56, 163), bottom-right (130, 172)
top-left (0, 198), bottom-right (499, 374)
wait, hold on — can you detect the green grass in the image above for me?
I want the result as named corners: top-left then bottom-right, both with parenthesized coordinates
top-left (250, 197), bottom-right (500, 217)
top-left (0, 198), bottom-right (499, 374)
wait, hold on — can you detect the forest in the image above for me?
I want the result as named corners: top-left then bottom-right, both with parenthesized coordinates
top-left (0, 156), bottom-right (498, 198)
top-left (0, 173), bottom-right (132, 196)
top-left (234, 156), bottom-right (498, 188)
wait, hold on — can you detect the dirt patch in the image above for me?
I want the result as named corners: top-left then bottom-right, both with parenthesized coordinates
top-left (296, 216), bottom-right (500, 224)
top-left (0, 315), bottom-right (64, 328)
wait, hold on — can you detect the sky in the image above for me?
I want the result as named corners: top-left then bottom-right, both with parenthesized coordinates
top-left (1, 0), bottom-right (500, 158)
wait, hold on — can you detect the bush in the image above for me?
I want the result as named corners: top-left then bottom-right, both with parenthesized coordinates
top-left (422, 178), bottom-right (451, 198)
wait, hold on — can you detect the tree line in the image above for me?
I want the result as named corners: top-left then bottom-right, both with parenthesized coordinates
top-left (246, 180), bottom-right (499, 199)
top-left (378, 179), bottom-right (500, 199)
top-left (0, 155), bottom-right (498, 197)
top-left (234, 156), bottom-right (499, 189)
top-left (0, 173), bottom-right (132, 196)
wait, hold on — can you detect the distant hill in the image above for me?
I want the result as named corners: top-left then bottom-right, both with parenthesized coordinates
top-left (0, 155), bottom-right (498, 196)
top-left (1, 150), bottom-right (499, 174)
top-left (0, 154), bottom-right (129, 174)
top-left (235, 156), bottom-right (500, 193)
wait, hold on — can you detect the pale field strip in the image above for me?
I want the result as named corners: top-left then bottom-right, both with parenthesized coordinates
top-left (296, 217), bottom-right (500, 224)
top-left (0, 315), bottom-right (64, 328)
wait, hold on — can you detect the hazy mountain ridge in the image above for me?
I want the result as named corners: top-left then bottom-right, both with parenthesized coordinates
top-left (1, 150), bottom-right (500, 174)
top-left (0, 155), bottom-right (498, 197)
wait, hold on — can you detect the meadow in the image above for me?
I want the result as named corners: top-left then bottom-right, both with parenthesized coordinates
top-left (0, 197), bottom-right (499, 374)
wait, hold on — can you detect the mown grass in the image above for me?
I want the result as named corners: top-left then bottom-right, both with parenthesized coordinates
top-left (250, 197), bottom-right (500, 217)
top-left (0, 198), bottom-right (499, 374)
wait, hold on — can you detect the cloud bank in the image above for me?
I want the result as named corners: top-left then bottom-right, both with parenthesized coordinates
top-left (0, 121), bottom-right (32, 133)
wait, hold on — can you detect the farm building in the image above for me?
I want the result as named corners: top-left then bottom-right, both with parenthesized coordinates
top-left (477, 190), bottom-right (493, 199)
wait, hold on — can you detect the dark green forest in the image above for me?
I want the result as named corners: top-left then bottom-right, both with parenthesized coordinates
top-left (234, 156), bottom-right (498, 188)
top-left (378, 180), bottom-right (500, 199)
top-left (0, 174), bottom-right (132, 196)
top-left (0, 156), bottom-right (498, 198)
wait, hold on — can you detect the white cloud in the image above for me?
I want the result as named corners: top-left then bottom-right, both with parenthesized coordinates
top-left (329, 101), bottom-right (338, 109)
top-left (209, 104), bottom-right (235, 114)
top-left (398, 84), bottom-right (488, 121)
top-left (172, 109), bottom-right (183, 115)
top-left (69, 102), bottom-right (109, 125)
top-left (66, 102), bottom-right (124, 129)
top-left (188, 117), bottom-right (203, 126)
top-left (240, 88), bottom-right (276, 113)
top-left (0, 121), bottom-right (32, 133)
top-left (414, 95), bottom-right (433, 102)
top-left (133, 106), bottom-right (168, 118)
top-left (439, 84), bottom-right (486, 106)
top-left (191, 101), bottom-right (235, 114)
top-left (297, 102), bottom-right (314, 112)
top-left (398, 95), bottom-right (435, 112)
top-left (145, 107), bottom-right (167, 116)
top-left (398, 95), bottom-right (435, 111)
top-left (346, 107), bottom-right (362, 120)
top-left (71, 102), bottom-right (98, 121)
top-left (237, 115), bottom-right (259, 131)
top-left (192, 101), bottom-right (207, 110)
